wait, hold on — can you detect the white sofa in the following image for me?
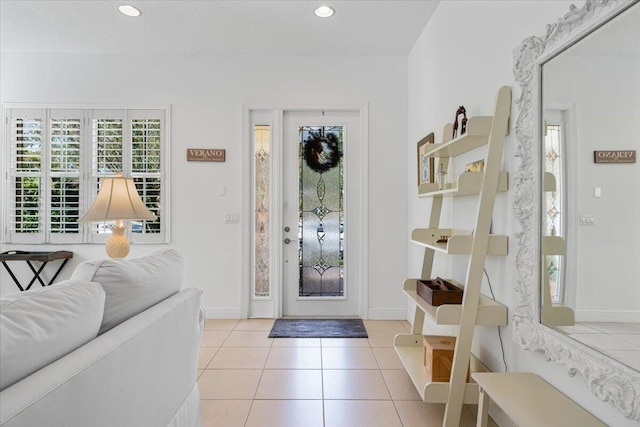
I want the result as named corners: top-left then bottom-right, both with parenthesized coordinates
top-left (0, 250), bottom-right (204, 427)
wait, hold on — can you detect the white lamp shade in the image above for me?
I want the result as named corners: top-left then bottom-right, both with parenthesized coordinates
top-left (79, 177), bottom-right (157, 222)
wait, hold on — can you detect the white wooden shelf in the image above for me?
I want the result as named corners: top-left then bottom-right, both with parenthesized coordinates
top-left (422, 116), bottom-right (508, 158)
top-left (544, 172), bottom-right (557, 192)
top-left (411, 228), bottom-right (508, 255)
top-left (403, 279), bottom-right (507, 326)
top-left (394, 334), bottom-right (480, 403)
top-left (405, 86), bottom-right (511, 426)
top-left (418, 171), bottom-right (508, 197)
top-left (542, 236), bottom-right (565, 255)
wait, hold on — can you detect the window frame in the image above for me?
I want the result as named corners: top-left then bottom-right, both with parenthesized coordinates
top-left (2, 104), bottom-right (171, 246)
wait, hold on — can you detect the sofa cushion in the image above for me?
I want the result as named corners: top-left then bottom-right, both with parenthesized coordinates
top-left (0, 279), bottom-right (105, 391)
top-left (71, 248), bottom-right (184, 334)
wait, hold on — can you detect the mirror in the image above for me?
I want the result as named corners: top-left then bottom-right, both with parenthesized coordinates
top-left (540, 1), bottom-right (640, 370)
top-left (513, 0), bottom-right (640, 421)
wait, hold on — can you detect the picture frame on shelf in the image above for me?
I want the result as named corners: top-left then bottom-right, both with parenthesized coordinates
top-left (417, 132), bottom-right (435, 186)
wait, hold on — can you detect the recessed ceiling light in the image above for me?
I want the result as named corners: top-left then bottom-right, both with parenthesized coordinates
top-left (314, 5), bottom-right (335, 18)
top-left (119, 4), bottom-right (141, 17)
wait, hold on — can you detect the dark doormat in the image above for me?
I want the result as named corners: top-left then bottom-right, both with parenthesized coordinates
top-left (268, 319), bottom-right (368, 338)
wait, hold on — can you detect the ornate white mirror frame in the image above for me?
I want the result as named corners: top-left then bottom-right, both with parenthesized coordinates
top-left (512, 0), bottom-right (640, 420)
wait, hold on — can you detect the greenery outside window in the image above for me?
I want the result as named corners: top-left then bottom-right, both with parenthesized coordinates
top-left (3, 106), bottom-right (170, 245)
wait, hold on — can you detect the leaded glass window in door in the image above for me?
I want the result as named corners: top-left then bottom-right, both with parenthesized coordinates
top-left (544, 123), bottom-right (564, 303)
top-left (254, 125), bottom-right (271, 298)
top-left (298, 126), bottom-right (344, 297)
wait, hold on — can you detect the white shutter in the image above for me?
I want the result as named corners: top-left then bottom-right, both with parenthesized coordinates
top-left (87, 110), bottom-right (127, 243)
top-left (48, 109), bottom-right (84, 244)
top-left (7, 109), bottom-right (45, 243)
top-left (3, 106), bottom-right (169, 245)
top-left (129, 109), bottom-right (166, 244)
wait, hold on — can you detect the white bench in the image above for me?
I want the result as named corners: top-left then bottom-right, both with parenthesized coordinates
top-left (471, 372), bottom-right (607, 427)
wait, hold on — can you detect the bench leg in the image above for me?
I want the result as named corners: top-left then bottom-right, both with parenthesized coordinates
top-left (477, 386), bottom-right (490, 427)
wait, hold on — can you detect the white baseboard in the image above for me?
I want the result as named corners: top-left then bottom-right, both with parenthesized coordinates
top-left (575, 310), bottom-right (640, 323)
top-left (205, 307), bottom-right (243, 319)
top-left (366, 308), bottom-right (407, 320)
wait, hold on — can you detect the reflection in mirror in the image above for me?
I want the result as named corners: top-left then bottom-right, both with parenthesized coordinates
top-left (541, 2), bottom-right (640, 371)
top-left (514, 0), bottom-right (640, 419)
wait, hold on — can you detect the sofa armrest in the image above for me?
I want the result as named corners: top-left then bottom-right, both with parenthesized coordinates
top-left (0, 288), bottom-right (203, 427)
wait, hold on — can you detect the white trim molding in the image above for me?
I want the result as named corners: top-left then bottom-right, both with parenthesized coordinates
top-left (512, 0), bottom-right (640, 420)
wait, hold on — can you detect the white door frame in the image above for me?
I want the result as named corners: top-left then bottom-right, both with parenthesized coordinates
top-left (240, 104), bottom-right (369, 319)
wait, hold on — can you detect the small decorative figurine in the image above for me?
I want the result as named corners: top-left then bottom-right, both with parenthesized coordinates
top-left (452, 106), bottom-right (467, 139)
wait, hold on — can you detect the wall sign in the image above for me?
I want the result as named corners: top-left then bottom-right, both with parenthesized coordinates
top-left (187, 148), bottom-right (226, 162)
top-left (593, 150), bottom-right (636, 164)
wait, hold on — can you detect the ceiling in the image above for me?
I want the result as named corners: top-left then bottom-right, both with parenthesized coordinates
top-left (0, 1), bottom-right (440, 55)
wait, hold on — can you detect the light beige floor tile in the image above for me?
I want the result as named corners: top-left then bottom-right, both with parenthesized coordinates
top-left (571, 333), bottom-right (639, 350)
top-left (200, 400), bottom-right (251, 427)
top-left (393, 401), bottom-right (446, 427)
top-left (324, 400), bottom-right (402, 427)
top-left (322, 346), bottom-right (379, 369)
top-left (271, 337), bottom-right (321, 347)
top-left (204, 319), bottom-right (239, 331)
top-left (364, 320), bottom-right (408, 333)
top-left (393, 401), bottom-right (486, 427)
top-left (613, 333), bottom-right (640, 347)
top-left (208, 346), bottom-right (270, 369)
top-left (372, 347), bottom-right (404, 369)
top-left (265, 346), bottom-right (322, 369)
top-left (200, 330), bottom-right (231, 347)
top-left (463, 404), bottom-right (499, 427)
top-left (235, 318), bottom-right (275, 331)
top-left (401, 320), bottom-right (412, 332)
top-left (582, 322), bottom-right (640, 334)
top-left (368, 331), bottom-right (399, 348)
top-left (323, 369), bottom-right (391, 400)
top-left (244, 400), bottom-right (324, 427)
top-left (381, 369), bottom-right (421, 400)
top-left (198, 346), bottom-right (218, 369)
top-left (223, 330), bottom-right (273, 347)
top-left (255, 369), bottom-right (323, 399)
top-left (197, 369), bottom-right (203, 379)
top-left (198, 370), bottom-right (262, 399)
top-left (321, 338), bottom-right (370, 347)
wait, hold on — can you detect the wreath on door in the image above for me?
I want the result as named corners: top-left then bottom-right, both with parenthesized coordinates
top-left (303, 131), bottom-right (341, 173)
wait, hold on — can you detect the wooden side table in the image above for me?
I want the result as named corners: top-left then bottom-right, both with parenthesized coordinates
top-left (0, 250), bottom-right (74, 292)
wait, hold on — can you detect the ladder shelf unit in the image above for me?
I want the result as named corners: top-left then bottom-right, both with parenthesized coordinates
top-left (395, 86), bottom-right (511, 427)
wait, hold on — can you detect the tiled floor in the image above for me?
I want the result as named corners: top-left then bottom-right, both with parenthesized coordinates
top-left (198, 319), bottom-right (492, 427)
top-left (558, 322), bottom-right (640, 371)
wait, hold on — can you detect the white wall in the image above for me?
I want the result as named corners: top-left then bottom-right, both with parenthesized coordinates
top-left (408, 1), bottom-right (637, 426)
top-left (544, 54), bottom-right (640, 321)
top-left (0, 51), bottom-right (409, 319)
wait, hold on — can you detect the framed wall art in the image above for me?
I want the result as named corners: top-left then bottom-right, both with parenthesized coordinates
top-left (417, 132), bottom-right (435, 186)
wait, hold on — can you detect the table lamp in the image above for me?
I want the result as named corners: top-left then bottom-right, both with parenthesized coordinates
top-left (79, 174), bottom-right (157, 258)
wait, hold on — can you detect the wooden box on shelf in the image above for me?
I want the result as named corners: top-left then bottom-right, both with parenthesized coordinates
top-left (416, 278), bottom-right (463, 306)
top-left (422, 335), bottom-right (469, 382)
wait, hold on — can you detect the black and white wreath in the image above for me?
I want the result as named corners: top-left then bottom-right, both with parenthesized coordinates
top-left (303, 131), bottom-right (341, 173)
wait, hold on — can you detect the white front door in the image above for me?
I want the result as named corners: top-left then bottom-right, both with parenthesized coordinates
top-left (282, 110), bottom-right (361, 317)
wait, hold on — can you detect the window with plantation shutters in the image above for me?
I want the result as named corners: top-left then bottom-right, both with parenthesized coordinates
top-left (49, 112), bottom-right (82, 239)
top-left (3, 106), bottom-right (170, 245)
top-left (130, 111), bottom-right (162, 238)
top-left (9, 110), bottom-right (44, 242)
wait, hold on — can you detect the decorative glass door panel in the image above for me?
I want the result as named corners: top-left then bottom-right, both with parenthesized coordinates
top-left (298, 126), bottom-right (344, 297)
top-left (543, 115), bottom-right (565, 304)
top-left (282, 110), bottom-right (360, 317)
top-left (254, 125), bottom-right (271, 298)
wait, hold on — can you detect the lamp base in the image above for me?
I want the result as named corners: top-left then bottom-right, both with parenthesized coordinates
top-left (106, 225), bottom-right (130, 258)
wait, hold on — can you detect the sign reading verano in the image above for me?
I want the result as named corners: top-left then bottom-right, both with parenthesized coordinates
top-left (593, 150), bottom-right (636, 164)
top-left (187, 148), bottom-right (226, 162)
